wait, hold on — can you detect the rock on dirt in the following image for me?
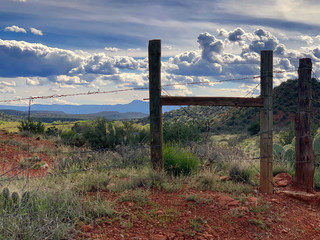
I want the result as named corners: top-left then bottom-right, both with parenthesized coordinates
top-left (274, 173), bottom-right (292, 187)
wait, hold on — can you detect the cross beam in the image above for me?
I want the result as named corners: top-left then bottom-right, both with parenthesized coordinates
top-left (160, 96), bottom-right (263, 107)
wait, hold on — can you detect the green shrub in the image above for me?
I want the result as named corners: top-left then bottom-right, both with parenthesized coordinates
top-left (247, 122), bottom-right (260, 136)
top-left (163, 121), bottom-right (201, 144)
top-left (74, 172), bottom-right (111, 193)
top-left (228, 165), bottom-right (252, 183)
top-left (18, 118), bottom-right (45, 134)
top-left (314, 167), bottom-right (320, 190)
top-left (273, 162), bottom-right (295, 177)
top-left (0, 189), bottom-right (84, 239)
top-left (164, 146), bottom-right (200, 176)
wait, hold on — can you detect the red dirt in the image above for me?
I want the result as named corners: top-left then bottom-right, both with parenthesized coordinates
top-left (77, 185), bottom-right (320, 240)
top-left (0, 131), bottom-right (55, 178)
top-left (1, 132), bottom-right (320, 239)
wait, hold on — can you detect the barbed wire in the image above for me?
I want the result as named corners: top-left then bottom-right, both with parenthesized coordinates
top-left (0, 69), bottom-right (296, 104)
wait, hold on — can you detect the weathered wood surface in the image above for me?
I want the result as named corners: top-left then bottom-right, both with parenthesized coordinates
top-left (149, 39), bottom-right (164, 171)
top-left (260, 50), bottom-right (274, 194)
top-left (293, 58), bottom-right (314, 193)
top-left (160, 96), bottom-right (263, 107)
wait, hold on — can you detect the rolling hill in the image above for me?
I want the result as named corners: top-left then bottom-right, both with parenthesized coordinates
top-left (162, 78), bottom-right (320, 134)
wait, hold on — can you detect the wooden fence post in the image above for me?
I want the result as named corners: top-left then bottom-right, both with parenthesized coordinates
top-left (260, 50), bottom-right (273, 194)
top-left (293, 58), bottom-right (314, 193)
top-left (149, 39), bottom-right (164, 171)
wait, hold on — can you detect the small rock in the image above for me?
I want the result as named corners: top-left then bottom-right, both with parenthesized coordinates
top-left (157, 210), bottom-right (163, 214)
top-left (235, 206), bottom-right (249, 212)
top-left (227, 200), bottom-right (240, 207)
top-left (274, 173), bottom-right (292, 187)
top-left (167, 233), bottom-right (176, 240)
top-left (270, 198), bottom-right (279, 204)
top-left (81, 224), bottom-right (93, 232)
top-left (40, 163), bottom-right (49, 169)
top-left (246, 197), bottom-right (258, 206)
top-left (217, 195), bottom-right (240, 208)
top-left (281, 229), bottom-right (288, 234)
top-left (220, 176), bottom-right (230, 182)
top-left (152, 234), bottom-right (167, 240)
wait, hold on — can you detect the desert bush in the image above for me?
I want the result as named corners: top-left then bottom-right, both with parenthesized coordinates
top-left (228, 165), bottom-right (253, 183)
top-left (314, 167), bottom-right (320, 190)
top-left (74, 172), bottom-right (111, 193)
top-left (164, 146), bottom-right (200, 176)
top-left (163, 121), bottom-right (202, 144)
top-left (0, 188), bottom-right (84, 240)
top-left (247, 122), bottom-right (260, 136)
top-left (83, 195), bottom-right (115, 219)
top-left (18, 118), bottom-right (45, 135)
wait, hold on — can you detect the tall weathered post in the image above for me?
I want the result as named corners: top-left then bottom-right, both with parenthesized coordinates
top-left (149, 39), bottom-right (164, 171)
top-left (260, 50), bottom-right (273, 194)
top-left (293, 58), bottom-right (314, 193)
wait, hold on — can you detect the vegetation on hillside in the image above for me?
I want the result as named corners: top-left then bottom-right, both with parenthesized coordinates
top-left (163, 78), bottom-right (320, 135)
top-left (1, 78), bottom-right (320, 238)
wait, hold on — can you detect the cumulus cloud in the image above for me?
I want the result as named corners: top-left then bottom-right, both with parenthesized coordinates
top-left (4, 25), bottom-right (26, 33)
top-left (247, 29), bottom-right (279, 53)
top-left (0, 39), bottom-right (147, 80)
top-left (0, 81), bottom-right (16, 94)
top-left (93, 72), bottom-right (148, 88)
top-left (0, 39), bottom-right (82, 77)
top-left (30, 27), bottom-right (43, 36)
top-left (0, 81), bottom-right (16, 87)
top-left (26, 78), bottom-right (40, 86)
top-left (198, 32), bottom-right (224, 62)
top-left (104, 47), bottom-right (119, 52)
top-left (228, 28), bottom-right (245, 42)
top-left (55, 75), bottom-right (88, 85)
top-left (165, 27), bottom-right (315, 87)
top-left (313, 47), bottom-right (320, 58)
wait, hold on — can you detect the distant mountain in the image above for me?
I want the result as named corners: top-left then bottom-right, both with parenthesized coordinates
top-left (0, 100), bottom-right (180, 115)
top-left (0, 109), bottom-right (149, 122)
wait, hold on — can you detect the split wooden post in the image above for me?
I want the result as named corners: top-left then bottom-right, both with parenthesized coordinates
top-left (260, 50), bottom-right (273, 194)
top-left (148, 39), bottom-right (164, 171)
top-left (293, 58), bottom-right (315, 193)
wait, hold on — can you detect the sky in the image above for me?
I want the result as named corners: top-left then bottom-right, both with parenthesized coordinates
top-left (1, 0), bottom-right (320, 106)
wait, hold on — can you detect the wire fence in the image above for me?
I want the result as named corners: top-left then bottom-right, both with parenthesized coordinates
top-left (0, 68), bottom-right (306, 191)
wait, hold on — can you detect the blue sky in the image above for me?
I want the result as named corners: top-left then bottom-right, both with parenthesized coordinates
top-left (1, 0), bottom-right (320, 106)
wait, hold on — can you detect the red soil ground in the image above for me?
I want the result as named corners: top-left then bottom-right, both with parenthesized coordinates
top-left (0, 131), bottom-right (55, 178)
top-left (1, 132), bottom-right (320, 239)
top-left (78, 186), bottom-right (320, 240)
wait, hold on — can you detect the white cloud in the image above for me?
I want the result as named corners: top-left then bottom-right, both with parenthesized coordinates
top-left (93, 72), bottom-right (148, 88)
top-left (127, 48), bottom-right (141, 52)
top-left (4, 25), bottom-right (26, 33)
top-left (30, 27), bottom-right (43, 36)
top-left (26, 78), bottom-right (40, 86)
top-left (0, 81), bottom-right (16, 93)
top-left (0, 81), bottom-right (16, 87)
top-left (11, 0), bottom-right (26, 2)
top-left (0, 39), bottom-right (82, 77)
top-left (300, 35), bottom-right (313, 45)
top-left (198, 32), bottom-right (224, 62)
top-left (104, 47), bottom-right (119, 52)
top-left (57, 83), bottom-right (76, 89)
top-left (228, 28), bottom-right (245, 42)
top-left (0, 39), bottom-right (148, 80)
top-left (55, 75), bottom-right (88, 85)
top-left (247, 29), bottom-right (279, 53)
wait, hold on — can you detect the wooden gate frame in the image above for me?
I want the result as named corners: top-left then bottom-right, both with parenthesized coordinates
top-left (148, 39), bottom-right (273, 194)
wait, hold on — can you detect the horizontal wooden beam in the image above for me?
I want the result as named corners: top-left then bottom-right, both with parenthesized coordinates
top-left (160, 96), bottom-right (263, 107)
